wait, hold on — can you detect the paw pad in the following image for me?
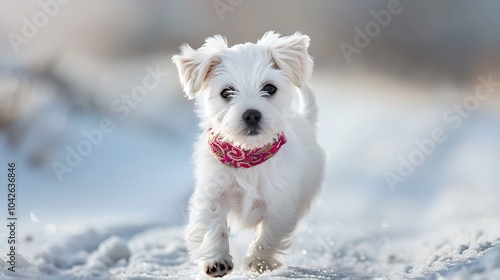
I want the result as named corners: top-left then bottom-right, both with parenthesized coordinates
top-left (205, 258), bottom-right (233, 277)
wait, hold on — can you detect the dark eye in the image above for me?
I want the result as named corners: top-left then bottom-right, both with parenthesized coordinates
top-left (262, 84), bottom-right (277, 95)
top-left (220, 86), bottom-right (234, 99)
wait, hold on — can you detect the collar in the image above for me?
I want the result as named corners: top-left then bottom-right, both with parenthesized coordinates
top-left (208, 130), bottom-right (287, 168)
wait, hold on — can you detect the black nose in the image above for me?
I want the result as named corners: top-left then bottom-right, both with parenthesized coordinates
top-left (242, 109), bottom-right (261, 126)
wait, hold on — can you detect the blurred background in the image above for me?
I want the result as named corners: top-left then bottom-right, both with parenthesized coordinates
top-left (1, 0), bottom-right (499, 260)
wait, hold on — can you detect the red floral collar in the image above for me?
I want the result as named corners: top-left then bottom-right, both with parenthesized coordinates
top-left (208, 131), bottom-right (287, 168)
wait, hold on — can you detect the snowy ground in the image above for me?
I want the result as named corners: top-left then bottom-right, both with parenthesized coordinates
top-left (1, 72), bottom-right (500, 279)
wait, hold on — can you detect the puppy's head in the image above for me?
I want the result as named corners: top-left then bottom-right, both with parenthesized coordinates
top-left (172, 31), bottom-right (313, 149)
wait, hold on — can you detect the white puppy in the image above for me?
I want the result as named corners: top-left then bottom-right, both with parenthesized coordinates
top-left (172, 31), bottom-right (325, 278)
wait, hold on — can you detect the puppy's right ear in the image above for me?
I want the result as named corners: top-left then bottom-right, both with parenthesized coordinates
top-left (171, 35), bottom-right (227, 99)
top-left (258, 31), bottom-right (313, 89)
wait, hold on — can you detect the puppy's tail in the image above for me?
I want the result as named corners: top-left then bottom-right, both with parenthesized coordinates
top-left (299, 83), bottom-right (319, 127)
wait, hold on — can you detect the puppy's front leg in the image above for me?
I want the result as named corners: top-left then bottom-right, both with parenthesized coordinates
top-left (185, 186), bottom-right (233, 277)
top-left (245, 202), bottom-right (298, 273)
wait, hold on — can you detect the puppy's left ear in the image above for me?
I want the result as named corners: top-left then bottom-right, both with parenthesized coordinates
top-left (172, 35), bottom-right (227, 99)
top-left (258, 31), bottom-right (313, 88)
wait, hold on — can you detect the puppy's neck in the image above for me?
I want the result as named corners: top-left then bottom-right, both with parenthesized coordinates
top-left (207, 129), bottom-right (287, 168)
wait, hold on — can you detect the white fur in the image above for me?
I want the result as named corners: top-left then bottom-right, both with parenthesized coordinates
top-left (172, 31), bottom-right (325, 277)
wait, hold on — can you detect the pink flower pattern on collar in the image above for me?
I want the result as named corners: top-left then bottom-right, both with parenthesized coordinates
top-left (208, 131), bottom-right (287, 168)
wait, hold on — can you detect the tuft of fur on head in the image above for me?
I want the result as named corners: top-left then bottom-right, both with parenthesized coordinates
top-left (172, 31), bottom-right (313, 149)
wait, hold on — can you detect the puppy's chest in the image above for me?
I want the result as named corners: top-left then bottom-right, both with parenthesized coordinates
top-left (228, 169), bottom-right (269, 219)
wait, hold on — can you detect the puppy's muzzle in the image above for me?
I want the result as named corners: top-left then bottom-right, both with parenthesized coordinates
top-left (242, 109), bottom-right (261, 135)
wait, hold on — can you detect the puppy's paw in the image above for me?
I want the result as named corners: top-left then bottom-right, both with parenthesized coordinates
top-left (244, 255), bottom-right (281, 274)
top-left (201, 256), bottom-right (234, 278)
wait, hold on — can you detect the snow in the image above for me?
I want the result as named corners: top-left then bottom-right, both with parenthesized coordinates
top-left (1, 72), bottom-right (500, 279)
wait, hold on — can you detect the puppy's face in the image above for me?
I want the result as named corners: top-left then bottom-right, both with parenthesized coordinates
top-left (172, 31), bottom-right (313, 149)
top-left (203, 43), bottom-right (294, 149)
